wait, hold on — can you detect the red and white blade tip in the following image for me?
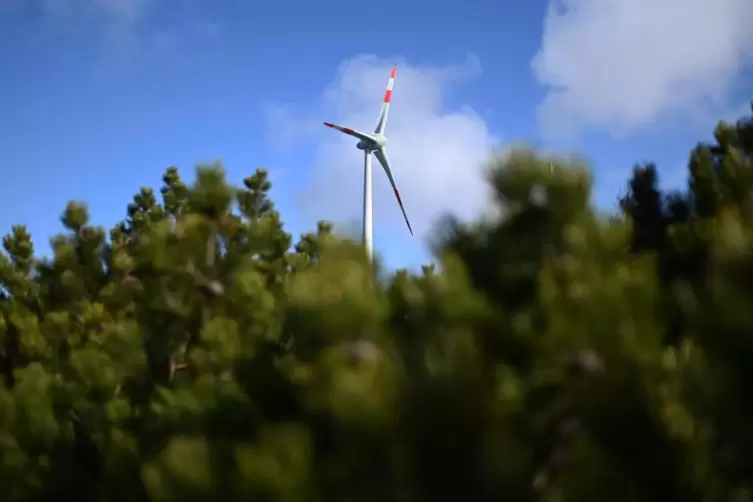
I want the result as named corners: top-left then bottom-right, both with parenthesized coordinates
top-left (323, 122), bottom-right (354, 134)
top-left (384, 65), bottom-right (397, 104)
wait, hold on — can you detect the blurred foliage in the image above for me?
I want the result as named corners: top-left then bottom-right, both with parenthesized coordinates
top-left (1, 105), bottom-right (753, 501)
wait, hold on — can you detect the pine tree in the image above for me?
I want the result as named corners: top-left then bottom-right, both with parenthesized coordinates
top-left (2, 105), bottom-right (753, 501)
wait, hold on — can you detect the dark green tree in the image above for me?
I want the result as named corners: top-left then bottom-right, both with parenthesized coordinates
top-left (2, 105), bottom-right (753, 502)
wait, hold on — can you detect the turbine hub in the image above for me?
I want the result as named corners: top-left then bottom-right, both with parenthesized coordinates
top-left (373, 134), bottom-right (388, 149)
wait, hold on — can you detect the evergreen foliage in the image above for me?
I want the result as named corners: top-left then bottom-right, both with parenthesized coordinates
top-left (1, 106), bottom-right (753, 501)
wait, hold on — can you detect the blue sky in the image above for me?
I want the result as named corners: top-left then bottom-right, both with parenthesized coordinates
top-left (1, 0), bottom-right (752, 270)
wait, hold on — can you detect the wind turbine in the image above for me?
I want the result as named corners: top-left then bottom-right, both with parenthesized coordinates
top-left (323, 64), bottom-right (413, 261)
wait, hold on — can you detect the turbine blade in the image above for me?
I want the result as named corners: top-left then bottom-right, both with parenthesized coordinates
top-left (373, 148), bottom-right (413, 235)
top-left (373, 65), bottom-right (396, 135)
top-left (323, 122), bottom-right (373, 143)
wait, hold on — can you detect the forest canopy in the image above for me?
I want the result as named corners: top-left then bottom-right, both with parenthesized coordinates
top-left (1, 106), bottom-right (753, 502)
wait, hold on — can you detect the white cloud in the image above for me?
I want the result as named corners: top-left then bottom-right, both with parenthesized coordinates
top-left (532, 0), bottom-right (753, 139)
top-left (267, 55), bottom-right (500, 244)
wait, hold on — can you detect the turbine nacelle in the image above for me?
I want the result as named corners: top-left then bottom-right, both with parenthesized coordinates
top-left (356, 135), bottom-right (387, 151)
top-left (356, 140), bottom-right (371, 151)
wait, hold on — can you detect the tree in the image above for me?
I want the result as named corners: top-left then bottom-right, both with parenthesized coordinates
top-left (1, 105), bottom-right (753, 501)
